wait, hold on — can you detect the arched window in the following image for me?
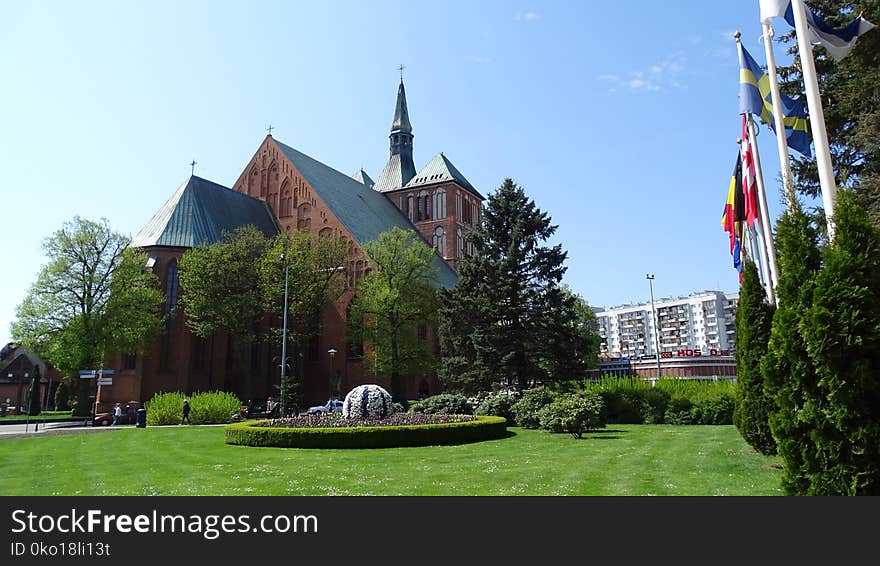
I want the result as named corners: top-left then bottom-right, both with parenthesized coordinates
top-left (165, 260), bottom-right (179, 318)
top-left (433, 227), bottom-right (446, 256)
top-left (457, 228), bottom-right (464, 258)
top-left (407, 194), bottom-right (414, 222)
top-left (456, 191), bottom-right (462, 220)
top-left (420, 190), bottom-right (430, 220)
top-left (434, 188), bottom-right (446, 219)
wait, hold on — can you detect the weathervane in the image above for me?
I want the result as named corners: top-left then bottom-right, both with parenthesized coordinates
top-left (398, 64), bottom-right (405, 81)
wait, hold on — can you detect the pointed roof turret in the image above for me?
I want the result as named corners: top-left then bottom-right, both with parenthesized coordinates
top-left (391, 80), bottom-right (412, 134)
top-left (352, 168), bottom-right (375, 189)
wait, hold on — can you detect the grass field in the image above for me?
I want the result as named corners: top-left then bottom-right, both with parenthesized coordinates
top-left (0, 411), bottom-right (74, 421)
top-left (0, 424), bottom-right (782, 496)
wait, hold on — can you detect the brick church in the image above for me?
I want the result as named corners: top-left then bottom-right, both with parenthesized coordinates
top-left (101, 79), bottom-right (484, 410)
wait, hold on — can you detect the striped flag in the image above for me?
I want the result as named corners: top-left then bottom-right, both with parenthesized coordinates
top-left (721, 154), bottom-right (746, 277)
top-left (760, 0), bottom-right (876, 61)
top-left (740, 116), bottom-right (760, 228)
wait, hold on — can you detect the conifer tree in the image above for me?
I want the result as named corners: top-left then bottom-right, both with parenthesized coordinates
top-left (761, 200), bottom-right (822, 494)
top-left (439, 179), bottom-right (591, 392)
top-left (734, 260), bottom-right (776, 455)
top-left (800, 189), bottom-right (880, 494)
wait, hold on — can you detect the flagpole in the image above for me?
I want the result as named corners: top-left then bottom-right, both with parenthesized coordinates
top-left (760, 23), bottom-right (796, 205)
top-left (791, 0), bottom-right (837, 239)
top-left (746, 114), bottom-right (779, 304)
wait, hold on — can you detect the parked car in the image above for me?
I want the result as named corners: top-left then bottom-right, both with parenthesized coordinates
top-left (94, 402), bottom-right (139, 426)
top-left (305, 399), bottom-right (343, 415)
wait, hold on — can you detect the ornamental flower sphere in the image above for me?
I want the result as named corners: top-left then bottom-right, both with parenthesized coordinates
top-left (343, 384), bottom-right (394, 419)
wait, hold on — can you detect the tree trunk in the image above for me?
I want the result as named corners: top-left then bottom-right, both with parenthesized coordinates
top-left (390, 329), bottom-right (401, 401)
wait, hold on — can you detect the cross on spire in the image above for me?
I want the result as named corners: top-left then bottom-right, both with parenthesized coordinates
top-left (267, 124), bottom-right (274, 136)
top-left (190, 160), bottom-right (197, 175)
top-left (398, 64), bottom-right (405, 81)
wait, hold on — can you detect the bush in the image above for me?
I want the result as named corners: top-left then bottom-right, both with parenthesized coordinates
top-left (476, 393), bottom-right (519, 426)
top-left (146, 391), bottom-right (242, 425)
top-left (692, 394), bottom-right (736, 425)
top-left (664, 398), bottom-right (695, 425)
top-left (224, 415), bottom-right (507, 448)
top-left (54, 379), bottom-right (71, 411)
top-left (537, 393), bottom-right (606, 438)
top-left (640, 388), bottom-right (671, 424)
top-left (510, 387), bottom-right (556, 429)
top-left (392, 402), bottom-right (404, 414)
top-left (408, 393), bottom-right (472, 415)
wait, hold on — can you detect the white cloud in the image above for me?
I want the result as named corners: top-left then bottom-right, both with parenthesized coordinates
top-left (515, 11), bottom-right (541, 22)
top-left (597, 52), bottom-right (687, 94)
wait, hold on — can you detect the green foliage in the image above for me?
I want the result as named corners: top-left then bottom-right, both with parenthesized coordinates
top-left (776, 1), bottom-right (880, 225)
top-left (224, 415), bottom-right (508, 448)
top-left (537, 393), bottom-right (606, 438)
top-left (475, 393), bottom-right (520, 426)
top-left (762, 200), bottom-right (823, 495)
top-left (145, 391), bottom-right (242, 425)
top-left (348, 227), bottom-right (439, 398)
top-left (54, 378), bottom-right (71, 411)
top-left (510, 387), bottom-right (556, 429)
top-left (438, 179), bottom-right (593, 393)
top-left (664, 398), bottom-right (695, 425)
top-left (734, 260), bottom-right (778, 455)
top-left (408, 393), bottom-right (473, 415)
top-left (691, 396), bottom-right (736, 426)
top-left (799, 190), bottom-right (880, 494)
top-left (392, 402), bottom-right (405, 414)
top-left (11, 217), bottom-right (163, 416)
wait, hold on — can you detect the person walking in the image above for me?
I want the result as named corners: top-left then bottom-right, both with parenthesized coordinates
top-left (112, 403), bottom-right (122, 426)
top-left (181, 398), bottom-right (191, 425)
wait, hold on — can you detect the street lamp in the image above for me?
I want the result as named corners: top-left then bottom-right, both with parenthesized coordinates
top-left (327, 348), bottom-right (337, 399)
top-left (646, 274), bottom-right (662, 380)
top-left (279, 253), bottom-right (290, 417)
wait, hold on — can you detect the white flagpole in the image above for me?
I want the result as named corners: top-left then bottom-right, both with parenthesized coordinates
top-left (791, 0), bottom-right (838, 239)
top-left (761, 23), bottom-right (796, 205)
top-left (746, 115), bottom-right (779, 304)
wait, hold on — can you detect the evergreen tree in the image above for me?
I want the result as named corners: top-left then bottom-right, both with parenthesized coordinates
top-left (776, 1), bottom-right (880, 224)
top-left (800, 189), bottom-right (880, 494)
top-left (733, 260), bottom-right (776, 455)
top-left (27, 365), bottom-right (42, 416)
top-left (761, 200), bottom-right (823, 495)
top-left (439, 178), bottom-right (588, 392)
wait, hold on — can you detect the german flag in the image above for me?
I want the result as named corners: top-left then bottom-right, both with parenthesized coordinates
top-left (721, 154), bottom-right (745, 275)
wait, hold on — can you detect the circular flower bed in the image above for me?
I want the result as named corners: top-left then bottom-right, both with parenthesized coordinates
top-left (224, 414), bottom-right (507, 449)
top-left (342, 384), bottom-right (393, 419)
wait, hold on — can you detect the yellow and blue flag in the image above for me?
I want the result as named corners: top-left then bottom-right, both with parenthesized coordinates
top-left (738, 42), bottom-right (812, 158)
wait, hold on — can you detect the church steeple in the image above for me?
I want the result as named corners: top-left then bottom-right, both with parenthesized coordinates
top-left (374, 77), bottom-right (417, 192)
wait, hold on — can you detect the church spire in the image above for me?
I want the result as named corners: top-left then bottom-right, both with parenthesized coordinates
top-left (391, 79), bottom-right (412, 135)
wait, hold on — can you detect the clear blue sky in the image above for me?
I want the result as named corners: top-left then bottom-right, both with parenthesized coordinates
top-left (0, 0), bottom-right (813, 347)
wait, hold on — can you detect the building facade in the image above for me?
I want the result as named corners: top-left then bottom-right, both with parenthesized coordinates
top-left (99, 79), bottom-right (484, 410)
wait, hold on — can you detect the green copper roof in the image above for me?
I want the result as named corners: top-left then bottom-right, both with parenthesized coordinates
top-left (405, 152), bottom-right (484, 199)
top-left (131, 176), bottom-right (279, 248)
top-left (373, 153), bottom-right (417, 193)
top-left (274, 139), bottom-right (457, 289)
top-left (391, 80), bottom-right (412, 134)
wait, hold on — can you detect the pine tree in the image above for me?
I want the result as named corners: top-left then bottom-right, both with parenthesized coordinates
top-left (439, 178), bottom-right (589, 392)
top-left (734, 260), bottom-right (776, 455)
top-left (761, 200), bottom-right (823, 494)
top-left (27, 365), bottom-right (42, 416)
top-left (800, 189), bottom-right (880, 494)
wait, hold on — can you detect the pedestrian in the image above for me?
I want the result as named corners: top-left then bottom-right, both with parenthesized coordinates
top-left (112, 403), bottom-right (122, 426)
top-left (181, 398), bottom-right (191, 425)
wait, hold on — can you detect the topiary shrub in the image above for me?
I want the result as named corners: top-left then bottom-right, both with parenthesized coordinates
top-left (225, 415), bottom-right (507, 448)
top-left (664, 398), bottom-right (695, 425)
top-left (408, 393), bottom-right (472, 415)
top-left (537, 393), bottom-right (606, 438)
top-left (510, 387), bottom-right (556, 429)
top-left (476, 393), bottom-right (519, 426)
top-left (343, 384), bottom-right (394, 419)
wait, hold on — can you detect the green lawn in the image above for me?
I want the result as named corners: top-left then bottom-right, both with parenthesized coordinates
top-left (0, 425), bottom-right (782, 495)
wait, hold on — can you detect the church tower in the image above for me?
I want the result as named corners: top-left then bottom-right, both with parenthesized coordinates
top-left (373, 79), bottom-right (417, 192)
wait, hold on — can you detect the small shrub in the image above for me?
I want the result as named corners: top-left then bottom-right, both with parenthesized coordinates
top-left (146, 391), bottom-right (242, 425)
top-left (510, 387), bottom-right (556, 429)
top-left (664, 398), bottom-right (695, 425)
top-left (691, 395), bottom-right (736, 425)
top-left (640, 388), bottom-right (671, 424)
top-left (408, 393), bottom-right (472, 415)
top-left (476, 393), bottom-right (519, 426)
top-left (538, 393), bottom-right (606, 438)
top-left (145, 392), bottom-right (186, 425)
top-left (392, 402), bottom-right (404, 414)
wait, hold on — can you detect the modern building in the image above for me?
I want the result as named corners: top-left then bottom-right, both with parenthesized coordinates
top-left (592, 291), bottom-right (739, 379)
top-left (98, 78), bottom-right (484, 410)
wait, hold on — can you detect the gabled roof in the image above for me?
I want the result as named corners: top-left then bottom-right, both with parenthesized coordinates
top-left (131, 176), bottom-right (279, 248)
top-left (372, 153), bottom-right (417, 193)
top-left (352, 168), bottom-right (375, 189)
top-left (273, 139), bottom-right (458, 289)
top-left (404, 152), bottom-right (484, 199)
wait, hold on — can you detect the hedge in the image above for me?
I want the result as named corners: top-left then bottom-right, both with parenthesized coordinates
top-left (224, 415), bottom-right (508, 449)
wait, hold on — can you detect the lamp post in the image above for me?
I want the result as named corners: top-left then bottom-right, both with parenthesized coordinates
top-left (646, 274), bottom-right (662, 380)
top-left (327, 348), bottom-right (337, 400)
top-left (279, 253), bottom-right (290, 417)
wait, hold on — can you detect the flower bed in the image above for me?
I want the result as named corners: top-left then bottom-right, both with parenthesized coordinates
top-left (224, 415), bottom-right (507, 449)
